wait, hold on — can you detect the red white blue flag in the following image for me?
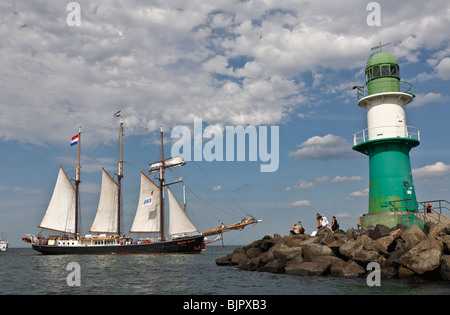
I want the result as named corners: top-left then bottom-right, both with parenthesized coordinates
top-left (71, 134), bottom-right (79, 146)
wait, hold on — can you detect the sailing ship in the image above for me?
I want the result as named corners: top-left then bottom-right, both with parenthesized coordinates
top-left (25, 119), bottom-right (259, 255)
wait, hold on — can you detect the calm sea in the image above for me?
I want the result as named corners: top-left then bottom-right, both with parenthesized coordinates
top-left (0, 246), bottom-right (449, 296)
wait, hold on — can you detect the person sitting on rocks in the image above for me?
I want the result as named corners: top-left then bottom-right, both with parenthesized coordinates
top-left (290, 223), bottom-right (300, 235)
top-left (321, 214), bottom-right (329, 227)
top-left (297, 221), bottom-right (305, 234)
top-left (316, 213), bottom-right (323, 230)
top-left (331, 216), bottom-right (339, 233)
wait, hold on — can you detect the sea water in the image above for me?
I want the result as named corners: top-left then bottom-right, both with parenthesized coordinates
top-left (0, 247), bottom-right (449, 295)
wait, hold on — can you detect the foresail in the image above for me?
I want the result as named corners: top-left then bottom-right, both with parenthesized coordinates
top-left (90, 169), bottom-right (119, 234)
top-left (39, 167), bottom-right (77, 234)
top-left (130, 172), bottom-right (161, 233)
top-left (167, 187), bottom-right (198, 235)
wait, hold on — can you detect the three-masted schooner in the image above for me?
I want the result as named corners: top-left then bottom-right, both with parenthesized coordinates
top-left (25, 119), bottom-right (259, 255)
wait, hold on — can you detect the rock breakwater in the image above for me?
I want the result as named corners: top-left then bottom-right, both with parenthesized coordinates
top-left (216, 222), bottom-right (450, 281)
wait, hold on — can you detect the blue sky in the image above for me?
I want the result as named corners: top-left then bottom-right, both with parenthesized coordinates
top-left (1, 0), bottom-right (450, 247)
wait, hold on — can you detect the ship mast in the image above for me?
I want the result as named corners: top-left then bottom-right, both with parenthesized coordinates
top-left (117, 117), bottom-right (124, 236)
top-left (159, 125), bottom-right (165, 241)
top-left (75, 126), bottom-right (81, 237)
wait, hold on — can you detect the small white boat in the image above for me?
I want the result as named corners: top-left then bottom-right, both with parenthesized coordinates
top-left (0, 239), bottom-right (8, 252)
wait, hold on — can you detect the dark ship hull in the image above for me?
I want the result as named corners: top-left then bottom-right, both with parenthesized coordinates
top-left (31, 235), bottom-right (204, 255)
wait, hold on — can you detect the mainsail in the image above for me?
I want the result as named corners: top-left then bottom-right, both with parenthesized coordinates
top-left (130, 172), bottom-right (161, 233)
top-left (39, 167), bottom-right (77, 234)
top-left (167, 187), bottom-right (198, 236)
top-left (90, 168), bottom-right (119, 233)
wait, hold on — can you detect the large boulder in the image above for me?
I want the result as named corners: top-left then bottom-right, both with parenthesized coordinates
top-left (385, 248), bottom-right (406, 268)
top-left (442, 235), bottom-right (450, 254)
top-left (401, 225), bottom-right (426, 250)
top-left (369, 224), bottom-right (391, 240)
top-left (273, 245), bottom-right (303, 261)
top-left (341, 261), bottom-right (366, 278)
top-left (399, 237), bottom-right (443, 274)
top-left (440, 255), bottom-right (450, 281)
top-left (257, 259), bottom-right (285, 273)
top-left (215, 254), bottom-right (234, 266)
top-left (424, 222), bottom-right (447, 238)
top-left (353, 248), bottom-right (382, 266)
top-left (301, 243), bottom-right (334, 261)
top-left (285, 261), bottom-right (331, 276)
top-left (363, 239), bottom-right (389, 255)
top-left (231, 248), bottom-right (249, 265)
top-left (339, 235), bottom-right (372, 260)
top-left (246, 247), bottom-right (263, 259)
top-left (330, 260), bottom-right (366, 278)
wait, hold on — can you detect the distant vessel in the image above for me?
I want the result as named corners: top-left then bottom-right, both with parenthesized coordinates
top-left (0, 239), bottom-right (8, 252)
top-left (25, 118), bottom-right (259, 255)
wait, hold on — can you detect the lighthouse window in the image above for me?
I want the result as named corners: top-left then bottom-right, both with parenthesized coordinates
top-left (381, 65), bottom-right (390, 76)
top-left (390, 66), bottom-right (398, 77)
top-left (372, 66), bottom-right (380, 78)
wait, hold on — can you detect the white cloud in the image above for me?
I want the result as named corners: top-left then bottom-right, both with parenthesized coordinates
top-left (349, 188), bottom-right (369, 198)
top-left (294, 181), bottom-right (314, 189)
top-left (212, 185), bottom-right (223, 191)
top-left (286, 200), bottom-right (311, 208)
top-left (410, 92), bottom-right (443, 107)
top-left (2, 0), bottom-right (450, 147)
top-left (332, 176), bottom-right (363, 182)
top-left (413, 162), bottom-right (450, 179)
top-left (0, 185), bottom-right (41, 194)
top-left (437, 58), bottom-right (450, 80)
top-left (315, 176), bottom-right (329, 183)
top-left (334, 212), bottom-right (353, 218)
top-left (289, 134), bottom-right (358, 161)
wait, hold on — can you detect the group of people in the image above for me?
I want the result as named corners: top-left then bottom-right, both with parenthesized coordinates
top-left (289, 213), bottom-right (340, 236)
top-left (316, 213), bottom-right (339, 232)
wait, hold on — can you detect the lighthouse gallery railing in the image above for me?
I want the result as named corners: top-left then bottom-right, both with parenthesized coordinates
top-left (354, 81), bottom-right (414, 100)
top-left (353, 125), bottom-right (420, 146)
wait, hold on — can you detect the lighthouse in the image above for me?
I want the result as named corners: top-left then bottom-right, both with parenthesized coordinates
top-left (353, 51), bottom-right (424, 228)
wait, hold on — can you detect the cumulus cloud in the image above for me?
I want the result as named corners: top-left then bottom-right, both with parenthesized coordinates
top-left (332, 176), bottom-right (363, 182)
top-left (410, 92), bottom-right (443, 107)
top-left (334, 212), bottom-right (353, 218)
top-left (285, 200), bottom-right (311, 208)
top-left (289, 134), bottom-right (358, 161)
top-left (1, 0), bottom-right (450, 147)
top-left (413, 162), bottom-right (450, 178)
top-left (294, 181), bottom-right (314, 189)
top-left (436, 58), bottom-right (450, 80)
top-left (349, 188), bottom-right (369, 198)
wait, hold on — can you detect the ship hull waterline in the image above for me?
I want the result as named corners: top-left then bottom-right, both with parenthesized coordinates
top-left (31, 235), bottom-right (204, 255)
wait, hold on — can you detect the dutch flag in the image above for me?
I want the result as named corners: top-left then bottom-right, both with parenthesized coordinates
top-left (71, 134), bottom-right (79, 146)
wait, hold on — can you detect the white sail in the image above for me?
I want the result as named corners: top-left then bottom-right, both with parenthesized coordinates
top-left (90, 169), bottom-right (119, 233)
top-left (167, 187), bottom-right (198, 235)
top-left (39, 167), bottom-right (76, 234)
top-left (130, 172), bottom-right (161, 233)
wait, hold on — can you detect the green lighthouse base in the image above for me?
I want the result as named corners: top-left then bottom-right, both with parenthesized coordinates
top-left (360, 212), bottom-right (424, 229)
